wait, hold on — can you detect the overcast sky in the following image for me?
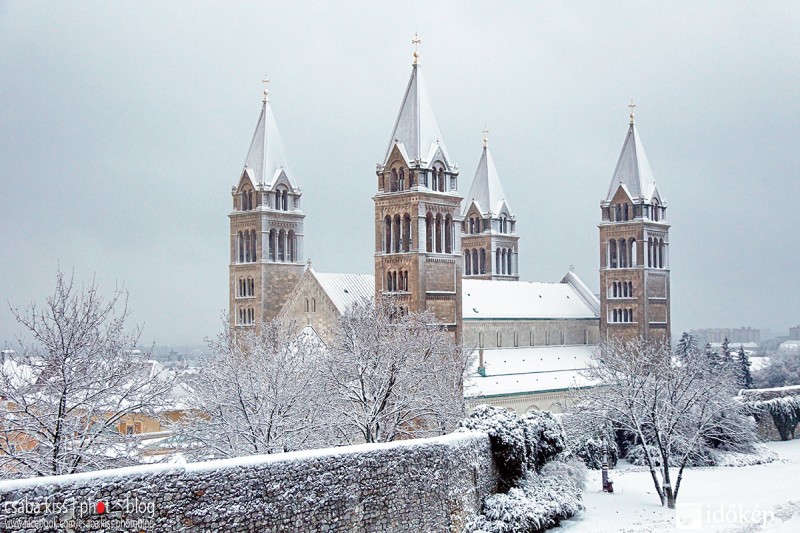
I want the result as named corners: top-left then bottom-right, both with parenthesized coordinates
top-left (1, 1), bottom-right (798, 347)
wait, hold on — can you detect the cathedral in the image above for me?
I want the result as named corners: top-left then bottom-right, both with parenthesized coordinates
top-left (227, 45), bottom-right (671, 413)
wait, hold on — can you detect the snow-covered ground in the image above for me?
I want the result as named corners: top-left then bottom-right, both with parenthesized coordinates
top-left (561, 440), bottom-right (800, 532)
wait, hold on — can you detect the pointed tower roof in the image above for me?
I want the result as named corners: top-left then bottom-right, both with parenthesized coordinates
top-left (605, 115), bottom-right (656, 203)
top-left (242, 88), bottom-right (297, 190)
top-left (383, 62), bottom-right (451, 168)
top-left (463, 136), bottom-right (511, 216)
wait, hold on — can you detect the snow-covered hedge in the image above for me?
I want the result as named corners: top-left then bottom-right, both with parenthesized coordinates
top-left (466, 463), bottom-right (584, 533)
top-left (460, 406), bottom-right (583, 533)
top-left (625, 442), bottom-right (776, 468)
top-left (741, 386), bottom-right (800, 441)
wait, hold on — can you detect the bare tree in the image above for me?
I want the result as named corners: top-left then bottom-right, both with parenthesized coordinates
top-left (576, 338), bottom-right (754, 508)
top-left (177, 319), bottom-right (328, 459)
top-left (321, 297), bottom-right (471, 444)
top-left (0, 271), bottom-right (174, 478)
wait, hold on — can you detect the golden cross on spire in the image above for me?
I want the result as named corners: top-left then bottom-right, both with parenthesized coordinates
top-left (628, 99), bottom-right (636, 124)
top-left (482, 126), bottom-right (490, 148)
top-left (412, 33), bottom-right (421, 65)
top-left (262, 75), bottom-right (270, 102)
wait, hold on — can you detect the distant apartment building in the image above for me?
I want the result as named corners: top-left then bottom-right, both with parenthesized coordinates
top-left (789, 325), bottom-right (800, 340)
top-left (689, 327), bottom-right (761, 346)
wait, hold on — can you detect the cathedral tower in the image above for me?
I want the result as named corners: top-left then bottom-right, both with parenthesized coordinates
top-left (599, 109), bottom-right (671, 343)
top-left (462, 132), bottom-right (520, 281)
top-left (229, 81), bottom-right (305, 329)
top-left (374, 44), bottom-right (463, 336)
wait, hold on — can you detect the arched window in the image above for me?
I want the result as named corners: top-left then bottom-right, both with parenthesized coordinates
top-left (393, 214), bottom-right (401, 253)
top-left (445, 215), bottom-right (452, 253)
top-left (391, 169), bottom-right (398, 192)
top-left (623, 203), bottom-right (629, 221)
top-left (469, 218), bottom-right (474, 235)
top-left (398, 169), bottom-right (405, 191)
top-left (612, 282), bottom-right (617, 298)
top-left (237, 231), bottom-right (244, 263)
top-left (507, 249), bottom-right (513, 275)
top-left (659, 238), bottom-right (665, 268)
top-left (472, 249), bottom-right (479, 274)
top-left (251, 230), bottom-right (257, 262)
top-left (465, 250), bottom-right (472, 275)
top-left (403, 214), bottom-right (411, 252)
top-left (652, 200), bottom-right (659, 221)
top-left (305, 299), bottom-right (309, 312)
top-left (480, 249), bottom-right (486, 274)
top-left (476, 218), bottom-right (482, 233)
top-left (619, 238), bottom-right (627, 268)
top-left (426, 212), bottom-right (433, 252)
top-left (278, 229), bottom-right (285, 261)
top-left (249, 278), bottom-right (254, 296)
top-left (609, 239), bottom-right (617, 268)
top-left (288, 230), bottom-right (296, 262)
top-left (438, 169), bottom-right (445, 192)
top-left (386, 271), bottom-right (392, 292)
top-left (615, 204), bottom-right (622, 221)
top-left (435, 214), bottom-right (443, 253)
top-left (403, 271), bottom-right (409, 291)
top-left (501, 249), bottom-right (507, 275)
top-left (384, 216), bottom-right (392, 254)
top-left (248, 191), bottom-right (253, 211)
top-left (268, 229), bottom-right (276, 261)
top-left (647, 237), bottom-right (653, 267)
top-left (630, 239), bottom-right (637, 267)
top-left (496, 248), bottom-right (501, 274)
top-left (312, 298), bottom-right (316, 312)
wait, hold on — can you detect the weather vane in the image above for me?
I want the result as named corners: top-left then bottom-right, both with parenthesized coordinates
top-left (628, 99), bottom-right (636, 124)
top-left (412, 33), bottom-right (421, 65)
top-left (262, 76), bottom-right (270, 102)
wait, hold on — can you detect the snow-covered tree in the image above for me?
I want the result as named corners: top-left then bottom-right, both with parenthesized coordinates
top-left (738, 345), bottom-right (753, 389)
top-left (721, 337), bottom-right (732, 363)
top-left (576, 338), bottom-right (755, 508)
top-left (0, 271), bottom-right (174, 478)
top-left (754, 351), bottom-right (800, 388)
top-left (675, 332), bottom-right (697, 359)
top-left (321, 297), bottom-right (470, 444)
top-left (177, 319), bottom-right (328, 459)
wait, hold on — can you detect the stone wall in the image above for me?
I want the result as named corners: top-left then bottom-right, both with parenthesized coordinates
top-left (0, 432), bottom-right (497, 533)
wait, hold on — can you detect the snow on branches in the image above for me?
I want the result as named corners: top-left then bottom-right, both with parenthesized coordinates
top-left (573, 337), bottom-right (756, 508)
top-left (320, 297), bottom-right (471, 444)
top-left (0, 271), bottom-right (175, 478)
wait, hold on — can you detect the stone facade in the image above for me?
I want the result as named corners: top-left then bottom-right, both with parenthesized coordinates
top-left (374, 153), bottom-right (464, 338)
top-left (463, 318), bottom-right (599, 350)
top-left (0, 432), bottom-right (497, 533)
top-left (598, 120), bottom-right (671, 343)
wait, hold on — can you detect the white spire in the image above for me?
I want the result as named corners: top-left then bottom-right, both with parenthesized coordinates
top-left (383, 62), bottom-right (452, 169)
top-left (242, 87), bottom-right (297, 189)
top-left (604, 118), bottom-right (656, 202)
top-left (464, 137), bottom-right (512, 216)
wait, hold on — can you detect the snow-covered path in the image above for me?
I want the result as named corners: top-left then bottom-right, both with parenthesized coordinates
top-left (560, 440), bottom-right (800, 532)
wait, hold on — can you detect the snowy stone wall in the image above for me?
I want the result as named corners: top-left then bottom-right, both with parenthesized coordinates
top-left (0, 431), bottom-right (497, 532)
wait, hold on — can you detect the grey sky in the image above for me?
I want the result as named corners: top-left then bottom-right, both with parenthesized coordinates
top-left (1, 1), bottom-right (798, 346)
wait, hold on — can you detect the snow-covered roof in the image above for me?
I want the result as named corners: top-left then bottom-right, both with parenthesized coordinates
top-left (604, 120), bottom-right (657, 203)
top-left (383, 63), bottom-right (452, 169)
top-left (463, 143), bottom-right (512, 216)
top-left (242, 98), bottom-right (297, 190)
top-left (462, 278), bottom-right (600, 320)
top-left (477, 345), bottom-right (596, 376)
top-left (465, 345), bottom-right (598, 398)
top-left (314, 272), bottom-right (375, 314)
